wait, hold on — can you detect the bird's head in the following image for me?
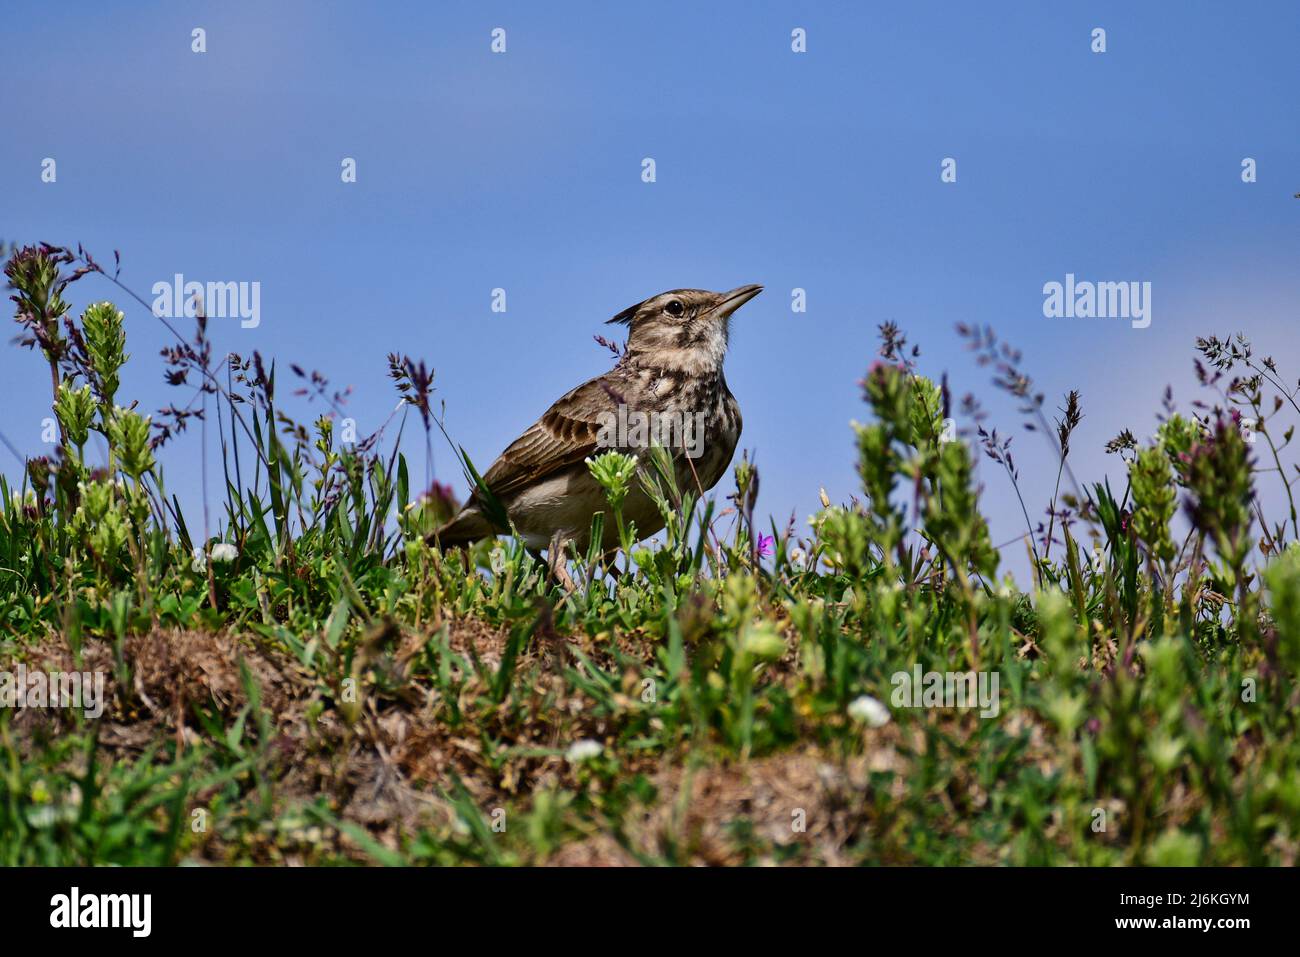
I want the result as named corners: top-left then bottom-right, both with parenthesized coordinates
top-left (607, 284), bottom-right (762, 373)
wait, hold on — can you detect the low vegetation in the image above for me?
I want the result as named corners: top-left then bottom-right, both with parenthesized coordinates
top-left (1, 243), bottom-right (1297, 865)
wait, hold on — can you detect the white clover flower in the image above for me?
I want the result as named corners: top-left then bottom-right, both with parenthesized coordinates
top-left (191, 547), bottom-right (207, 573)
top-left (847, 694), bottom-right (891, 728)
top-left (25, 805), bottom-right (58, 828)
top-left (489, 544), bottom-right (507, 576)
top-left (565, 739), bottom-right (603, 764)
top-left (210, 543), bottom-right (239, 563)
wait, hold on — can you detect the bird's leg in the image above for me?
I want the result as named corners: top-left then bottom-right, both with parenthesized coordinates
top-left (584, 545), bottom-right (622, 588)
top-left (602, 548), bottom-right (630, 583)
top-left (547, 529), bottom-right (580, 596)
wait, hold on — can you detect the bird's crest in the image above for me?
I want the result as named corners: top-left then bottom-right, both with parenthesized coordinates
top-left (606, 300), bottom-right (642, 325)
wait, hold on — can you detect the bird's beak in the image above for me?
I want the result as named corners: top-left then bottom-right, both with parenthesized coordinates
top-left (709, 284), bottom-right (763, 320)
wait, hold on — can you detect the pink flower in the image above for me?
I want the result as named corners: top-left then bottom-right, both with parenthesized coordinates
top-left (757, 533), bottom-right (775, 558)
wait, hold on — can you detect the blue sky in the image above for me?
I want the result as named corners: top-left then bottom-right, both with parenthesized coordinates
top-left (2, 1), bottom-right (1298, 578)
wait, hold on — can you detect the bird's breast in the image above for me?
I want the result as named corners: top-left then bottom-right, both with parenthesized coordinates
top-left (674, 386), bottom-right (741, 493)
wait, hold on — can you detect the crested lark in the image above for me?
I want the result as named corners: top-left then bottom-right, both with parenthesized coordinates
top-left (434, 284), bottom-right (762, 554)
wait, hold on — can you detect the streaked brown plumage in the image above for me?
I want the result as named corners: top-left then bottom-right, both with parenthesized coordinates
top-left (434, 284), bottom-right (762, 552)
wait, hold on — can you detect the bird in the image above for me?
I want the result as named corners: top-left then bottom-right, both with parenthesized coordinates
top-left (432, 284), bottom-right (762, 559)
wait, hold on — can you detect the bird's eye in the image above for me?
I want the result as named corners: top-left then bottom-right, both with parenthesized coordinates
top-left (665, 299), bottom-right (685, 317)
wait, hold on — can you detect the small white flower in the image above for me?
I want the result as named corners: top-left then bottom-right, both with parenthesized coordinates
top-left (489, 545), bottom-right (507, 576)
top-left (191, 547), bottom-right (207, 573)
top-left (210, 542), bottom-right (239, 563)
top-left (25, 805), bottom-right (57, 828)
top-left (565, 739), bottom-right (603, 764)
top-left (847, 694), bottom-right (891, 728)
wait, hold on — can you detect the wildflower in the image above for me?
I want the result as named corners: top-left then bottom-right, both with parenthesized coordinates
top-left (756, 533), bottom-right (774, 558)
top-left (1148, 732), bottom-right (1185, 774)
top-left (1129, 444), bottom-right (1177, 564)
top-left (105, 406), bottom-right (156, 480)
top-left (585, 451), bottom-right (637, 512)
top-left (210, 543), bottom-right (239, 563)
top-left (1184, 416), bottom-right (1254, 571)
top-left (89, 511), bottom-right (127, 562)
top-left (740, 623), bottom-right (787, 662)
top-left (81, 301), bottom-right (128, 407)
top-left (5, 245), bottom-right (72, 365)
top-left (923, 437), bottom-right (998, 577)
top-left (191, 547), bottom-right (207, 572)
top-left (732, 453), bottom-right (758, 513)
top-left (565, 739), bottom-right (603, 764)
top-left (847, 694), bottom-right (891, 727)
top-left (74, 479), bottom-right (118, 527)
top-left (424, 480), bottom-right (459, 525)
top-left (53, 380), bottom-right (96, 452)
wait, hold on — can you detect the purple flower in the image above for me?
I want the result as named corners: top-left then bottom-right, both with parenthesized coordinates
top-left (756, 533), bottom-right (775, 558)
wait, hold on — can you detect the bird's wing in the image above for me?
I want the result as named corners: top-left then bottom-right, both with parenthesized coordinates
top-left (477, 373), bottom-right (623, 500)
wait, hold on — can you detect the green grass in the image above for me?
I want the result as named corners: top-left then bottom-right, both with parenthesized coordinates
top-left (1, 244), bottom-right (1298, 866)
